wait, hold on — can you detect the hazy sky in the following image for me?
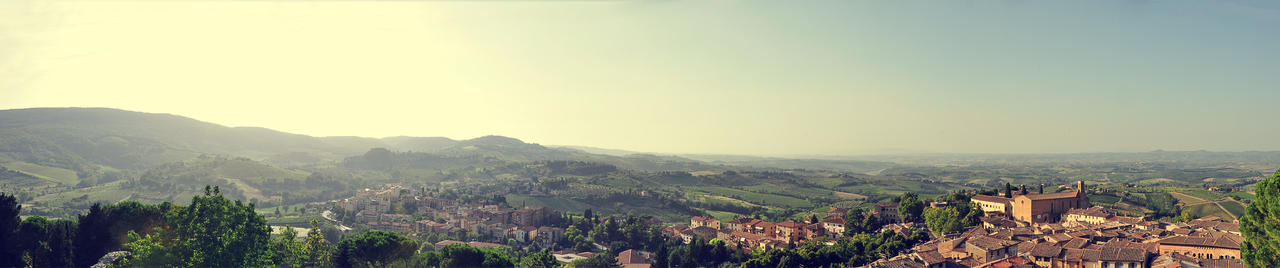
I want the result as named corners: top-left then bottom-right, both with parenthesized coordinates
top-left (2, 0), bottom-right (1278, 156)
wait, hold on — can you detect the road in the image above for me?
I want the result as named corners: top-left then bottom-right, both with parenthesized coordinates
top-left (322, 210), bottom-right (353, 231)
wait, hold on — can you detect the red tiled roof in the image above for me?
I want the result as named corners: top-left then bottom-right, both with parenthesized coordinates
top-left (1066, 207), bottom-right (1110, 218)
top-left (916, 251), bottom-right (947, 265)
top-left (1020, 191), bottom-right (1080, 200)
top-left (1098, 247), bottom-right (1146, 262)
top-left (1158, 234), bottom-right (1244, 249)
top-left (1030, 244), bottom-right (1063, 258)
top-left (966, 236), bottom-right (1017, 251)
top-left (972, 195), bottom-right (1012, 203)
top-left (776, 221), bottom-right (805, 229)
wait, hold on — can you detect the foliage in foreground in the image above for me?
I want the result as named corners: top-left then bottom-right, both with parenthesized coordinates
top-left (1241, 168), bottom-right (1280, 267)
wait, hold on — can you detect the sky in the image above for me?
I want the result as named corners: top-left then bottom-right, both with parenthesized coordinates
top-left (2, 0), bottom-right (1278, 156)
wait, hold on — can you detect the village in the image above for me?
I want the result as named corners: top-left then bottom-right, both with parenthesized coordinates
top-left (668, 181), bottom-right (1245, 268)
top-left (334, 186), bottom-right (566, 249)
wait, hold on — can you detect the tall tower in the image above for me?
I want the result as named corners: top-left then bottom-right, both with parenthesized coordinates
top-left (1077, 180), bottom-right (1085, 193)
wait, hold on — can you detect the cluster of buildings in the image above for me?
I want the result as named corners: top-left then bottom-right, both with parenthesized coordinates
top-left (337, 186), bottom-right (565, 248)
top-left (667, 208), bottom-right (854, 251)
top-left (867, 181), bottom-right (1245, 268)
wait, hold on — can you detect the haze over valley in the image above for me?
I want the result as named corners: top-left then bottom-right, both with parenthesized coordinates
top-left (3, 0), bottom-right (1280, 267)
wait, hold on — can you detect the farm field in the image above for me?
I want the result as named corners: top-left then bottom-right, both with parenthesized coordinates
top-left (1217, 201), bottom-right (1246, 219)
top-left (687, 186), bottom-right (812, 208)
top-left (1, 161), bottom-right (80, 185)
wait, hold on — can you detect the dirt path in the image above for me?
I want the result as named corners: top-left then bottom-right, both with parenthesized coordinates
top-left (1213, 202), bottom-right (1238, 220)
top-left (1170, 191), bottom-right (1240, 220)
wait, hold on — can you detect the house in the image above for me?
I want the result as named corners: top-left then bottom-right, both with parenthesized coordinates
top-left (876, 202), bottom-right (901, 223)
top-left (617, 249), bottom-right (653, 268)
top-left (803, 223), bottom-right (826, 240)
top-left (533, 226), bottom-right (565, 248)
top-left (515, 226), bottom-right (537, 243)
top-left (1064, 207), bottom-right (1111, 225)
top-left (1027, 244), bottom-right (1062, 267)
top-left (775, 221), bottom-right (806, 242)
top-left (1099, 247), bottom-right (1148, 268)
top-left (726, 217), bottom-right (752, 232)
top-left (965, 236), bottom-right (1019, 263)
top-left (972, 195), bottom-right (1013, 214)
top-left (821, 216), bottom-right (846, 236)
top-left (1155, 233), bottom-right (1244, 260)
top-left (691, 216), bottom-right (721, 229)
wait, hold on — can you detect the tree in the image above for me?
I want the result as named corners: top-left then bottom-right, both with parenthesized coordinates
top-left (570, 252), bottom-right (620, 268)
top-left (47, 219), bottom-right (77, 267)
top-left (123, 185), bottom-right (275, 267)
top-left (897, 193), bottom-right (924, 223)
top-left (0, 193), bottom-right (22, 267)
top-left (1005, 183), bottom-right (1013, 198)
top-left (14, 216), bottom-right (52, 268)
top-left (519, 249), bottom-right (559, 268)
top-left (274, 226), bottom-right (302, 267)
top-left (303, 219), bottom-right (331, 267)
top-left (923, 207), bottom-right (961, 236)
top-left (333, 230), bottom-right (418, 267)
top-left (1241, 168), bottom-right (1280, 267)
top-left (75, 201), bottom-right (169, 267)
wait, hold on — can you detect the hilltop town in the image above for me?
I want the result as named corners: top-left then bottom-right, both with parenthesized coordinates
top-left (334, 186), bottom-right (567, 249)
top-left (668, 181), bottom-right (1245, 268)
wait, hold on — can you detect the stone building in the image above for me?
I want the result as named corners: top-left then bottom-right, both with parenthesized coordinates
top-left (1011, 181), bottom-right (1091, 223)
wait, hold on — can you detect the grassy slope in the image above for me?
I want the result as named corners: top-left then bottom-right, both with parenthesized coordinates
top-left (1, 161), bottom-right (79, 185)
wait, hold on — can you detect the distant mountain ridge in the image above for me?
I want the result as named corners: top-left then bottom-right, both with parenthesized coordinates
top-left (0, 108), bottom-right (732, 173)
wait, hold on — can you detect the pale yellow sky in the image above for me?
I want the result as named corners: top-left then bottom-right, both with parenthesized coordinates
top-left (3, 1), bottom-right (1279, 155)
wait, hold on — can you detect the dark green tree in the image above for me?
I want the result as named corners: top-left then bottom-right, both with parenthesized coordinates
top-left (923, 207), bottom-right (961, 236)
top-left (74, 201), bottom-right (169, 267)
top-left (571, 252), bottom-right (620, 268)
top-left (518, 249), bottom-right (559, 268)
top-left (333, 230), bottom-right (418, 267)
top-left (47, 219), bottom-right (78, 267)
top-left (123, 185), bottom-right (274, 267)
top-left (15, 216), bottom-right (52, 268)
top-left (0, 193), bottom-right (22, 267)
top-left (897, 193), bottom-right (924, 223)
top-left (1241, 168), bottom-right (1280, 267)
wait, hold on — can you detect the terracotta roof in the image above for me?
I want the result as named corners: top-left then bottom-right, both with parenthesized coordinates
top-left (972, 195), bottom-right (1012, 203)
top-left (1158, 234), bottom-right (1244, 249)
top-left (1061, 248), bottom-right (1086, 261)
top-left (1063, 238), bottom-right (1089, 249)
top-left (618, 249), bottom-right (649, 264)
top-left (877, 202), bottom-right (899, 208)
top-left (966, 236), bottom-right (1018, 251)
top-left (916, 251), bottom-right (947, 265)
top-left (1020, 192), bottom-right (1080, 200)
top-left (1066, 207), bottom-right (1110, 218)
top-left (1030, 244), bottom-right (1063, 258)
top-left (776, 221), bottom-right (805, 229)
top-left (822, 216), bottom-right (845, 224)
top-left (1099, 247), bottom-right (1146, 262)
